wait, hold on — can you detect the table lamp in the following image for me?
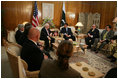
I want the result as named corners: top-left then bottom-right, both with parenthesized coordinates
top-left (75, 22), bottom-right (83, 34)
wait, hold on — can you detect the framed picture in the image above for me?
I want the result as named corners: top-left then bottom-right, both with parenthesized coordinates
top-left (42, 3), bottom-right (54, 19)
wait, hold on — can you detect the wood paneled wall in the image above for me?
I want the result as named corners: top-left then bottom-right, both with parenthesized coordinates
top-left (1, 1), bottom-right (117, 30)
top-left (90, 1), bottom-right (117, 29)
top-left (2, 1), bottom-right (34, 30)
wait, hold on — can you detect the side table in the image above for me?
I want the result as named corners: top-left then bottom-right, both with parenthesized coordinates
top-left (77, 34), bottom-right (87, 43)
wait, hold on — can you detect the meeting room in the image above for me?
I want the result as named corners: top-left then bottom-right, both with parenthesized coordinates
top-left (1, 1), bottom-right (117, 78)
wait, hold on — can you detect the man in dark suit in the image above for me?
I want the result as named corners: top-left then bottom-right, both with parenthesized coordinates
top-left (95, 25), bottom-right (114, 53)
top-left (40, 23), bottom-right (55, 51)
top-left (18, 23), bottom-right (32, 46)
top-left (15, 24), bottom-right (24, 44)
top-left (60, 23), bottom-right (76, 41)
top-left (85, 24), bottom-right (99, 49)
top-left (21, 27), bottom-right (48, 71)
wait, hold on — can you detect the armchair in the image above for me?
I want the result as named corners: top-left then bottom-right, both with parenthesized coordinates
top-left (6, 47), bottom-right (20, 78)
top-left (7, 30), bottom-right (16, 43)
top-left (21, 59), bottom-right (40, 78)
top-left (4, 39), bottom-right (40, 78)
top-left (3, 38), bottom-right (22, 56)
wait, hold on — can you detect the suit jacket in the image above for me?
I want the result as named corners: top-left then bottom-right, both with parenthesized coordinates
top-left (60, 27), bottom-right (73, 36)
top-left (110, 35), bottom-right (117, 40)
top-left (21, 39), bottom-right (44, 71)
top-left (15, 30), bottom-right (23, 44)
top-left (101, 30), bottom-right (114, 41)
top-left (40, 27), bottom-right (51, 41)
top-left (17, 32), bottom-right (28, 46)
top-left (87, 28), bottom-right (99, 39)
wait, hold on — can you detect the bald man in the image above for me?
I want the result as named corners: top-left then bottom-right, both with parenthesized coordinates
top-left (40, 23), bottom-right (55, 51)
top-left (21, 27), bottom-right (48, 71)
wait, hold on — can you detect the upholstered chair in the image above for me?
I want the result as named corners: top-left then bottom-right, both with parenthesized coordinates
top-left (7, 30), bottom-right (16, 43)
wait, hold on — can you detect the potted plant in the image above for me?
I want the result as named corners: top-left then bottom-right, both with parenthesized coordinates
top-left (42, 17), bottom-right (55, 28)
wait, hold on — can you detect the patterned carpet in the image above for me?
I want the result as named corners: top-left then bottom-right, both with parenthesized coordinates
top-left (50, 39), bottom-right (117, 75)
top-left (69, 49), bottom-right (117, 74)
top-left (50, 49), bottom-right (117, 75)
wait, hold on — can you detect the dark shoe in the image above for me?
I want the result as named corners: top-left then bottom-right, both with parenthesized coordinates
top-left (111, 57), bottom-right (116, 62)
top-left (45, 49), bottom-right (50, 52)
top-left (95, 50), bottom-right (99, 53)
top-left (50, 48), bottom-right (54, 51)
top-left (79, 44), bottom-right (85, 52)
top-left (44, 47), bottom-right (50, 52)
top-left (49, 57), bottom-right (53, 60)
top-left (93, 49), bottom-right (96, 51)
top-left (91, 48), bottom-right (94, 51)
top-left (107, 56), bottom-right (113, 59)
top-left (87, 46), bottom-right (91, 49)
top-left (95, 48), bottom-right (100, 53)
top-left (91, 48), bottom-right (96, 51)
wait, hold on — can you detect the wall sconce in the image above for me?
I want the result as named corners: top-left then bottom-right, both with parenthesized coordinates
top-left (69, 13), bottom-right (75, 19)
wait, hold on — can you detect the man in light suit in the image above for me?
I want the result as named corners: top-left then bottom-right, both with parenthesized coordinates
top-left (40, 23), bottom-right (55, 51)
top-left (60, 23), bottom-right (76, 41)
top-left (95, 25), bottom-right (114, 53)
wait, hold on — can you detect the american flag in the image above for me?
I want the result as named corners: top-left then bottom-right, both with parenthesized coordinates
top-left (32, 1), bottom-right (39, 27)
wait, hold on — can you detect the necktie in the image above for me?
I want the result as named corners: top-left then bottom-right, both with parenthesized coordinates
top-left (66, 28), bottom-right (68, 34)
top-left (46, 29), bottom-right (49, 36)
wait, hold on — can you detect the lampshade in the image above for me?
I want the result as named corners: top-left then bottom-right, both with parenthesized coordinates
top-left (112, 17), bottom-right (117, 23)
top-left (75, 22), bottom-right (83, 27)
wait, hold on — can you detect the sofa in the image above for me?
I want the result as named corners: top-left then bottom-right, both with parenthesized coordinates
top-left (7, 26), bottom-right (45, 46)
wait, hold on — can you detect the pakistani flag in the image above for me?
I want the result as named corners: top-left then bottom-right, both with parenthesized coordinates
top-left (61, 2), bottom-right (66, 26)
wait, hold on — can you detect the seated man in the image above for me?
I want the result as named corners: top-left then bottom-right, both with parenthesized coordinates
top-left (15, 24), bottom-right (24, 44)
top-left (95, 25), bottom-right (114, 53)
top-left (21, 27), bottom-right (48, 71)
top-left (40, 23), bottom-right (55, 51)
top-left (107, 35), bottom-right (117, 62)
top-left (85, 24), bottom-right (99, 49)
top-left (60, 23), bottom-right (76, 41)
top-left (18, 23), bottom-right (32, 46)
